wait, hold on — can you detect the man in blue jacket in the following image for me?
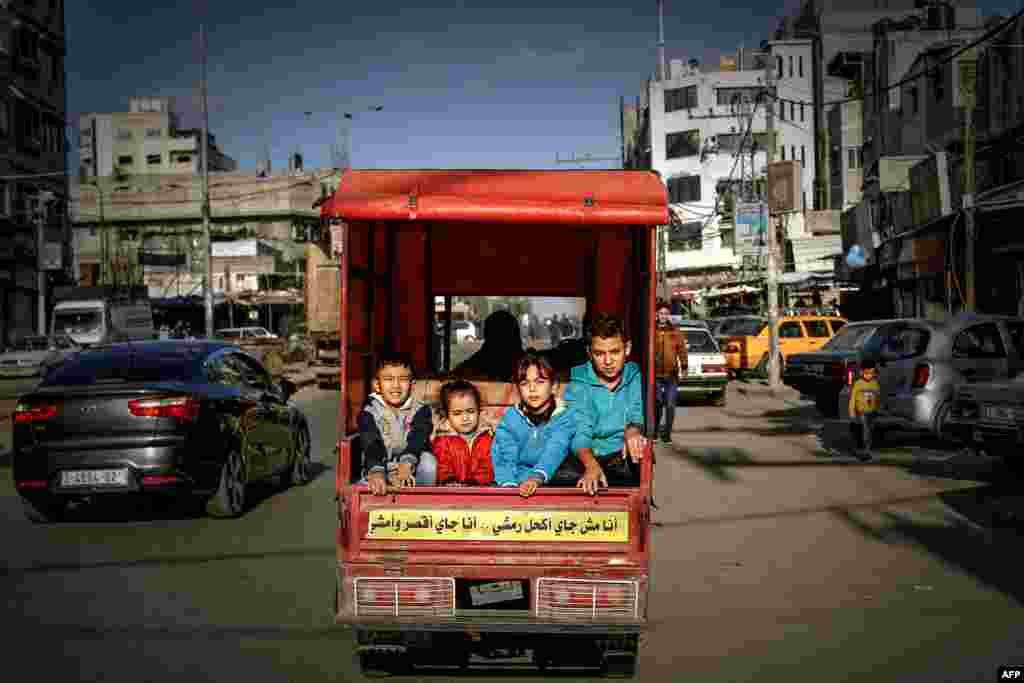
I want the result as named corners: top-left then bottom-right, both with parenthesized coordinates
top-left (562, 313), bottom-right (649, 495)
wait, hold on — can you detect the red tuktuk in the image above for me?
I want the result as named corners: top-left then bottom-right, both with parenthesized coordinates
top-left (324, 169), bottom-right (668, 677)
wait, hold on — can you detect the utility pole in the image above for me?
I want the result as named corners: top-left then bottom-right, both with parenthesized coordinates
top-left (764, 67), bottom-right (781, 391)
top-left (200, 23), bottom-right (214, 338)
top-left (657, 0), bottom-right (667, 82)
top-left (960, 47), bottom-right (978, 311)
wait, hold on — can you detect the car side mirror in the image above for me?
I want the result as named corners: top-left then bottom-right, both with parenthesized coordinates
top-left (279, 379), bottom-right (297, 400)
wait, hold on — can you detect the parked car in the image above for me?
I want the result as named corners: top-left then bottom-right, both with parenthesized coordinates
top-left (783, 320), bottom-right (895, 416)
top-left (719, 314), bottom-right (847, 377)
top-left (837, 314), bottom-right (1024, 439)
top-left (216, 326), bottom-right (278, 340)
top-left (452, 320), bottom-right (478, 344)
top-left (0, 335), bottom-right (80, 379)
top-left (11, 341), bottom-right (312, 523)
top-left (677, 324), bottom-right (729, 405)
top-left (948, 376), bottom-right (1024, 472)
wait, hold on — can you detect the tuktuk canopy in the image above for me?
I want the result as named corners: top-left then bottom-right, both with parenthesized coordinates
top-left (320, 169), bottom-right (668, 226)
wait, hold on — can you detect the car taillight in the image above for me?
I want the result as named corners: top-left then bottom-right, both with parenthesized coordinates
top-left (536, 579), bottom-right (638, 620)
top-left (128, 397), bottom-right (200, 421)
top-left (911, 364), bottom-right (930, 389)
top-left (353, 578), bottom-right (455, 617)
top-left (703, 364), bottom-right (727, 374)
top-left (14, 403), bottom-right (58, 424)
top-left (846, 362), bottom-right (860, 386)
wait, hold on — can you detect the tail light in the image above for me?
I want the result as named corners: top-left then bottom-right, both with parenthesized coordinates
top-left (14, 403), bottom-right (58, 424)
top-left (128, 397), bottom-right (200, 422)
top-left (536, 578), bottom-right (638, 620)
top-left (703, 364), bottom-right (727, 374)
top-left (353, 578), bottom-right (455, 617)
top-left (846, 362), bottom-right (860, 386)
top-left (911, 364), bottom-right (930, 389)
top-left (142, 474), bottom-right (180, 486)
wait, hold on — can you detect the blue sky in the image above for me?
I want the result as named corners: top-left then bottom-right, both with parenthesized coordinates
top-left (67, 1), bottom-right (1020, 173)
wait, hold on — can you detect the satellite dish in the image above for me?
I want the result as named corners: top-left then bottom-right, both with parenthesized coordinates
top-left (846, 244), bottom-right (866, 268)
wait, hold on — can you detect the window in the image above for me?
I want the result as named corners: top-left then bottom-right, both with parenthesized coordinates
top-left (953, 324), bottom-right (1006, 359)
top-left (822, 323), bottom-right (873, 351)
top-left (790, 102), bottom-right (795, 121)
top-left (791, 145), bottom-right (796, 161)
top-left (146, 153), bottom-right (161, 165)
top-left (205, 353), bottom-right (244, 387)
top-left (716, 87), bottom-right (760, 107)
top-left (848, 148), bottom-right (858, 169)
top-left (666, 130), bottom-right (700, 159)
top-left (114, 128), bottom-right (133, 141)
top-left (667, 175), bottom-right (700, 203)
top-left (800, 145), bottom-right (806, 166)
top-left (829, 320), bottom-right (847, 334)
top-left (868, 324), bottom-right (930, 360)
top-left (779, 100), bottom-right (786, 120)
top-left (145, 128), bottom-right (162, 138)
top-left (909, 86), bottom-right (919, 114)
top-left (715, 133), bottom-right (743, 152)
top-left (779, 321), bottom-right (804, 338)
top-left (776, 56), bottom-right (783, 78)
top-left (0, 101), bottom-right (8, 138)
top-left (788, 55), bottom-right (793, 78)
top-left (227, 353), bottom-right (272, 391)
top-left (42, 349), bottom-right (197, 386)
top-left (800, 102), bottom-right (805, 122)
top-left (236, 273), bottom-right (245, 282)
top-left (780, 146), bottom-right (786, 160)
top-left (798, 55), bottom-right (804, 78)
top-left (117, 155), bottom-right (134, 166)
top-left (803, 320), bottom-right (831, 338)
top-left (665, 85), bottom-right (698, 112)
top-left (177, 154), bottom-right (193, 164)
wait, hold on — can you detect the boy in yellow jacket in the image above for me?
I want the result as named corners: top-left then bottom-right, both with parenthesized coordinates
top-left (848, 359), bottom-right (881, 461)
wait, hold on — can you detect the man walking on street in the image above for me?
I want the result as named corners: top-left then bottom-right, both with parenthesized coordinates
top-left (654, 299), bottom-right (687, 443)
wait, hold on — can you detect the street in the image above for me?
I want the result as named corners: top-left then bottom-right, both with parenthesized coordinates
top-left (2, 383), bottom-right (1023, 682)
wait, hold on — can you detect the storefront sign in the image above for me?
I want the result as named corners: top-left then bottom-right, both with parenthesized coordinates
top-left (735, 202), bottom-right (767, 257)
top-left (365, 509), bottom-right (629, 542)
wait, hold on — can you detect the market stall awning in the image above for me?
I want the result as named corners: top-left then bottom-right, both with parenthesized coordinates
top-left (704, 285), bottom-right (760, 298)
top-left (321, 169), bottom-right (669, 226)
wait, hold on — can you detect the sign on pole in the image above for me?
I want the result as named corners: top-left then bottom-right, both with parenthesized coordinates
top-left (735, 202), bottom-right (768, 257)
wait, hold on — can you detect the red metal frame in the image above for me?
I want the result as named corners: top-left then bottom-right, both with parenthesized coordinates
top-left (323, 169), bottom-right (666, 639)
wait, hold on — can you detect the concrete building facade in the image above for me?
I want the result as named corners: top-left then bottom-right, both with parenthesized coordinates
top-left (78, 97), bottom-right (237, 180)
top-left (0, 0), bottom-right (68, 346)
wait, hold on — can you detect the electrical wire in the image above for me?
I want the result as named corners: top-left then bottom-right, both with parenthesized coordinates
top-left (766, 8), bottom-right (1024, 110)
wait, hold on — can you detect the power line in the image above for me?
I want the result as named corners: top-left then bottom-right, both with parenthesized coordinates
top-left (767, 8), bottom-right (1024, 110)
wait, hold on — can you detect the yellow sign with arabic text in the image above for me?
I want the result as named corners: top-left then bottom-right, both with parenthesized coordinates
top-left (365, 509), bottom-right (630, 542)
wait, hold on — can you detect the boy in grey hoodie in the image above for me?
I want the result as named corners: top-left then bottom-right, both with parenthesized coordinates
top-left (357, 352), bottom-right (437, 495)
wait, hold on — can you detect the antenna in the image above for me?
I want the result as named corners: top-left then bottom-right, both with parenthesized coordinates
top-left (657, 0), bottom-right (667, 81)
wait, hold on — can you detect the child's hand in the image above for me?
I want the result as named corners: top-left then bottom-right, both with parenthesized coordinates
top-left (390, 463), bottom-right (416, 488)
top-left (519, 479), bottom-right (540, 498)
top-left (367, 472), bottom-right (388, 496)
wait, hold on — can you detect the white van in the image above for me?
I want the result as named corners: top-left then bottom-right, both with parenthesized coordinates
top-left (51, 298), bottom-right (155, 347)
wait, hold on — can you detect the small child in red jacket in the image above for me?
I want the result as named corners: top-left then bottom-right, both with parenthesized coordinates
top-left (432, 380), bottom-right (495, 486)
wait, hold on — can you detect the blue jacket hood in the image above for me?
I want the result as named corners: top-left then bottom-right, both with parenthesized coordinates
top-left (564, 361), bottom-right (646, 457)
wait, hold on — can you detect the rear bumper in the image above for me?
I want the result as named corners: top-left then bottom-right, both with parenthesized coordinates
top-left (12, 441), bottom-right (218, 498)
top-left (335, 613), bottom-right (645, 634)
top-left (677, 377), bottom-right (728, 393)
top-left (947, 420), bottom-right (1022, 452)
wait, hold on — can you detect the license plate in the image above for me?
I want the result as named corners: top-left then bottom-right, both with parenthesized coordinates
top-left (809, 363), bottom-right (824, 375)
top-left (60, 469), bottom-right (130, 488)
top-left (469, 581), bottom-right (524, 606)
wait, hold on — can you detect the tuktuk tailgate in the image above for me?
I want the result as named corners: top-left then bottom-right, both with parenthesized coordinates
top-left (339, 486), bottom-right (650, 565)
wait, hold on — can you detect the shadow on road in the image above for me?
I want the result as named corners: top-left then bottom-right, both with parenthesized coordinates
top-left (832, 489), bottom-right (1024, 606)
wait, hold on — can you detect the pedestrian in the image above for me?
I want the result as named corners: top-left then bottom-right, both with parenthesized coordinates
top-left (653, 299), bottom-right (688, 443)
top-left (848, 359), bottom-right (881, 461)
top-left (357, 352), bottom-right (438, 495)
top-left (491, 351), bottom-right (576, 498)
top-left (432, 380), bottom-right (495, 487)
top-left (451, 310), bottom-right (524, 381)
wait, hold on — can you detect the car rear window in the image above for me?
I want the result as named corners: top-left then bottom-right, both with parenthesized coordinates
top-left (41, 350), bottom-right (198, 386)
top-left (722, 318), bottom-right (767, 337)
top-left (683, 330), bottom-right (717, 353)
top-left (821, 324), bottom-right (876, 351)
top-left (803, 320), bottom-right (831, 337)
top-left (829, 320), bottom-right (846, 334)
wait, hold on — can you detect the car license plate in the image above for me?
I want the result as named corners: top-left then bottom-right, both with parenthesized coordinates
top-left (60, 469), bottom-right (130, 488)
top-left (809, 363), bottom-right (824, 375)
top-left (469, 581), bottom-right (524, 606)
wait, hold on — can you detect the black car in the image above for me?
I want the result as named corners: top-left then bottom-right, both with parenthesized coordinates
top-left (12, 341), bottom-right (312, 522)
top-left (782, 320), bottom-right (890, 416)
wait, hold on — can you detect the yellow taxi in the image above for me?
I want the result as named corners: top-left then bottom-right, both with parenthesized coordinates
top-left (717, 314), bottom-right (847, 376)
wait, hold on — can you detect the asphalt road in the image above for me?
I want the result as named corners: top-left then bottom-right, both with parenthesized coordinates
top-left (1, 384), bottom-right (1023, 682)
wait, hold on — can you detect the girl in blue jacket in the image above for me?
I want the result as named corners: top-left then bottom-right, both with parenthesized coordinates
top-left (491, 351), bottom-right (577, 498)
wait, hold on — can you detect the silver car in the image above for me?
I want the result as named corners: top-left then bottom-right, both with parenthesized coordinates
top-left (838, 314), bottom-right (1024, 438)
top-left (0, 334), bottom-right (80, 379)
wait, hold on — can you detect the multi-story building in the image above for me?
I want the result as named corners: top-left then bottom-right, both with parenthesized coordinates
top-left (78, 97), bottom-right (237, 180)
top-left (0, 0), bottom-right (68, 345)
top-left (827, 99), bottom-right (864, 211)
